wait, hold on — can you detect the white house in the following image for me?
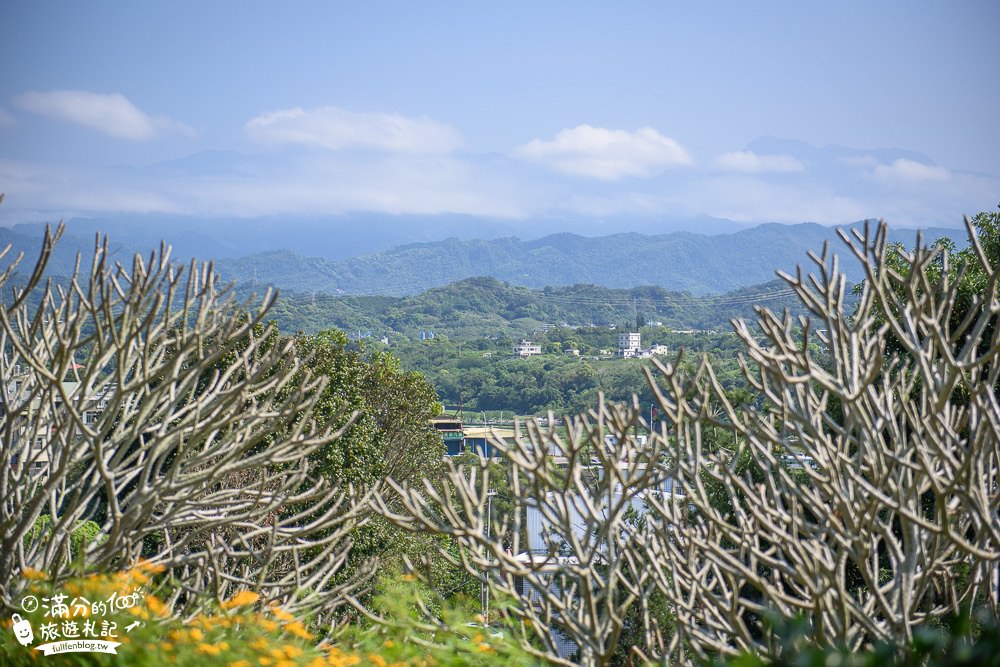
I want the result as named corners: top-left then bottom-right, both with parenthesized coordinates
top-left (514, 341), bottom-right (542, 357)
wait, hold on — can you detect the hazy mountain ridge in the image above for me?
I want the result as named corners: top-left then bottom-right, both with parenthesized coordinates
top-left (218, 222), bottom-right (970, 296)
top-left (21, 204), bottom-right (747, 261)
top-left (0, 217), bottom-right (972, 297)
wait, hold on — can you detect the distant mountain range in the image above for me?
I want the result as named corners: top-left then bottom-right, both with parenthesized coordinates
top-left (0, 216), bottom-right (971, 297)
top-left (214, 222), bottom-right (968, 296)
top-left (3, 208), bottom-right (748, 266)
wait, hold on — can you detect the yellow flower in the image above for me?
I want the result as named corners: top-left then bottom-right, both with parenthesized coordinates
top-left (146, 596), bottom-right (170, 618)
top-left (221, 590), bottom-right (260, 609)
top-left (401, 573), bottom-right (416, 582)
top-left (129, 570), bottom-right (150, 585)
top-left (283, 644), bottom-right (304, 658)
top-left (269, 604), bottom-right (295, 622)
top-left (478, 643), bottom-right (495, 653)
top-left (251, 638), bottom-right (270, 651)
top-left (21, 568), bottom-right (47, 580)
top-left (383, 640), bottom-right (394, 648)
top-left (326, 648), bottom-right (362, 667)
top-left (229, 661), bottom-right (251, 667)
top-left (260, 659), bottom-right (272, 666)
top-left (161, 642), bottom-right (174, 652)
top-left (368, 655), bottom-right (388, 667)
top-left (197, 643), bottom-right (223, 655)
top-left (284, 621), bottom-right (313, 640)
top-left (259, 618), bottom-right (279, 632)
top-left (189, 628), bottom-right (204, 641)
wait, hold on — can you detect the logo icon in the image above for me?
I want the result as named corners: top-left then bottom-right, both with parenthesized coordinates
top-left (11, 613), bottom-right (33, 646)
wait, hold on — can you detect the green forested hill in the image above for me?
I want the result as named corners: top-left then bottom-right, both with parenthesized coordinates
top-left (259, 275), bottom-right (845, 415)
top-left (262, 276), bottom-right (816, 338)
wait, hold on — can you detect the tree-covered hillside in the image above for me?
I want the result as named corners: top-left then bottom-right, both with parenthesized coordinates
top-left (263, 276), bottom-right (823, 337)
top-left (388, 326), bottom-right (754, 416)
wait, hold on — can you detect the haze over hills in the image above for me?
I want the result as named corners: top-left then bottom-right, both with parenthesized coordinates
top-left (7, 204), bottom-right (750, 262)
top-left (212, 222), bottom-right (969, 296)
top-left (0, 218), bottom-right (971, 297)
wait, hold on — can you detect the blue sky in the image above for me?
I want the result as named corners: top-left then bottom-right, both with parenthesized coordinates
top-left (1, 1), bottom-right (998, 229)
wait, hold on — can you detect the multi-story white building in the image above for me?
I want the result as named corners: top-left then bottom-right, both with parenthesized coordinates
top-left (513, 341), bottom-right (543, 357)
top-left (618, 332), bottom-right (641, 358)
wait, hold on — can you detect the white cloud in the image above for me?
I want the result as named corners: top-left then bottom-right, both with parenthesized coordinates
top-left (0, 153), bottom-right (530, 221)
top-left (0, 159), bottom-right (183, 224)
top-left (872, 158), bottom-right (950, 184)
top-left (245, 106), bottom-right (463, 153)
top-left (12, 90), bottom-right (191, 140)
top-left (0, 106), bottom-right (15, 126)
top-left (3, 139), bottom-right (995, 230)
top-left (173, 153), bottom-right (524, 218)
top-left (675, 175), bottom-right (872, 224)
top-left (515, 125), bottom-right (692, 180)
top-left (714, 151), bottom-right (805, 173)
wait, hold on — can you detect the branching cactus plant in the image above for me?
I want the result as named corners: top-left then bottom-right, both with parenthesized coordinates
top-left (641, 218), bottom-right (1000, 662)
top-left (374, 398), bottom-right (673, 665)
top-left (374, 217), bottom-right (1000, 666)
top-left (0, 219), bottom-right (369, 622)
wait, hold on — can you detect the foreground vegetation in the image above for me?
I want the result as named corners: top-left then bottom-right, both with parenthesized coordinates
top-left (2, 198), bottom-right (998, 665)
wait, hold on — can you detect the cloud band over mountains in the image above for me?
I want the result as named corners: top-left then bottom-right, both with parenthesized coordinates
top-left (245, 106), bottom-right (464, 153)
top-left (0, 92), bottom-right (995, 228)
